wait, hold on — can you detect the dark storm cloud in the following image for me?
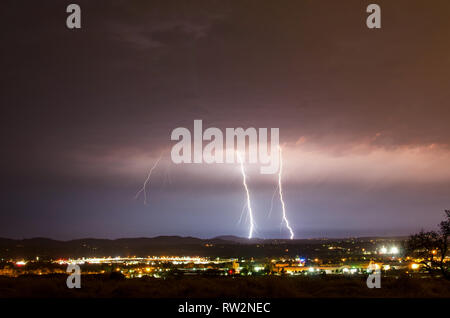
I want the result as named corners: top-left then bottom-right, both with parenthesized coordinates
top-left (1, 0), bottom-right (449, 238)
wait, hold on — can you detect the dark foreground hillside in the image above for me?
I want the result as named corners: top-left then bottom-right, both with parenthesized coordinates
top-left (1, 275), bottom-right (449, 298)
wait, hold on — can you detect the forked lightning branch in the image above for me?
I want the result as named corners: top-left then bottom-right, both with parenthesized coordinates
top-left (136, 120), bottom-right (295, 239)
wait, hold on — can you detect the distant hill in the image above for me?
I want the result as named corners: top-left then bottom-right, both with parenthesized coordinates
top-left (0, 235), bottom-right (407, 260)
top-left (212, 235), bottom-right (265, 244)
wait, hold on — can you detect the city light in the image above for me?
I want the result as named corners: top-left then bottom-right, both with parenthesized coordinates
top-left (1, 238), bottom-right (434, 280)
top-left (390, 246), bottom-right (399, 254)
top-left (379, 246), bottom-right (399, 255)
top-left (411, 263), bottom-right (420, 270)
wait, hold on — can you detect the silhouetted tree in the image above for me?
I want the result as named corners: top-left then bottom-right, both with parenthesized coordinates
top-left (406, 210), bottom-right (450, 279)
top-left (109, 271), bottom-right (125, 280)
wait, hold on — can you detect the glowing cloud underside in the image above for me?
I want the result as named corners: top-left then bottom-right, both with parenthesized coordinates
top-left (278, 146), bottom-right (294, 239)
top-left (135, 153), bottom-right (163, 204)
top-left (237, 151), bottom-right (255, 239)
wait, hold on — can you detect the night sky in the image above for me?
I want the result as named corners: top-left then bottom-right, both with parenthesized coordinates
top-left (1, 0), bottom-right (450, 239)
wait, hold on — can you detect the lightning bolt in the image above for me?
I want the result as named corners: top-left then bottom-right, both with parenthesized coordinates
top-left (278, 146), bottom-right (294, 239)
top-left (135, 153), bottom-right (163, 205)
top-left (237, 201), bottom-right (247, 225)
top-left (267, 184), bottom-right (278, 218)
top-left (236, 151), bottom-right (255, 239)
